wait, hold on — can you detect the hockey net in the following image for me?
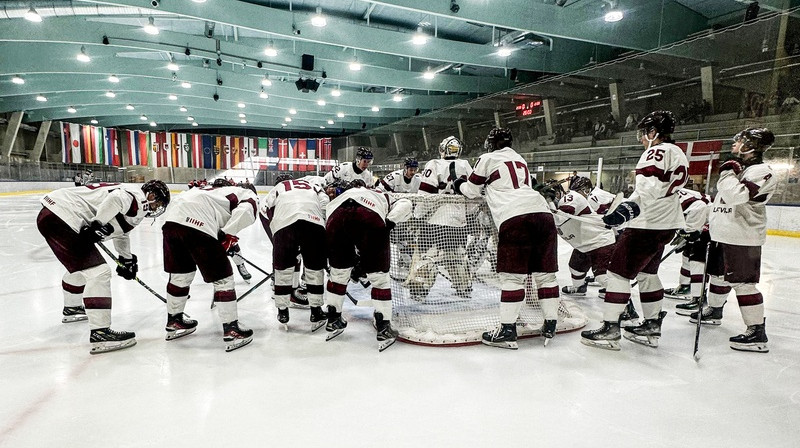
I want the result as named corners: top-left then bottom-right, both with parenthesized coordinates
top-left (381, 193), bottom-right (587, 346)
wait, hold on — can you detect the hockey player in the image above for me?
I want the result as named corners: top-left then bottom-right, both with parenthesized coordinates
top-left (161, 184), bottom-right (258, 352)
top-left (324, 180), bottom-right (412, 351)
top-left (36, 180), bottom-right (170, 354)
top-left (324, 146), bottom-right (374, 186)
top-left (454, 127), bottom-right (561, 348)
top-left (581, 110), bottom-right (689, 350)
top-left (554, 177), bottom-right (616, 299)
top-left (587, 183), bottom-right (617, 215)
top-left (260, 174), bottom-right (330, 331)
top-left (412, 136), bottom-right (474, 298)
top-left (226, 181), bottom-right (258, 284)
top-left (378, 158), bottom-right (421, 193)
top-left (667, 187), bottom-right (712, 314)
top-left (690, 128), bottom-right (776, 353)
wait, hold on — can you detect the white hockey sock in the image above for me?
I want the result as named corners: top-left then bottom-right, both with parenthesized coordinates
top-left (641, 300), bottom-right (662, 320)
top-left (167, 294), bottom-right (189, 315)
top-left (373, 300), bottom-right (392, 321)
top-left (538, 297), bottom-right (559, 321)
top-left (499, 301), bottom-right (523, 324)
top-left (689, 260), bottom-right (704, 298)
top-left (595, 274), bottom-right (608, 289)
top-left (86, 308), bottom-right (111, 330)
top-left (740, 304), bottom-right (765, 327)
top-left (216, 301), bottom-right (238, 324)
top-left (274, 294), bottom-right (290, 310)
top-left (570, 267), bottom-right (586, 288)
top-left (603, 302), bottom-right (627, 322)
top-left (679, 255), bottom-right (690, 285)
top-left (708, 275), bottom-right (730, 307)
top-left (62, 272), bottom-right (85, 307)
top-left (326, 294), bottom-right (345, 313)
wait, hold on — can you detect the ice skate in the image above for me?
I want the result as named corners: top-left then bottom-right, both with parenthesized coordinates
top-left (289, 285), bottom-right (310, 309)
top-left (689, 306), bottom-right (723, 326)
top-left (310, 306), bottom-right (327, 332)
top-left (675, 296), bottom-right (702, 316)
top-left (597, 288), bottom-right (606, 300)
top-left (619, 301), bottom-right (639, 326)
top-left (62, 306), bottom-right (87, 323)
top-left (482, 323), bottom-right (518, 350)
top-left (236, 263), bottom-right (252, 283)
top-left (165, 312), bottom-right (198, 340)
top-left (580, 321), bottom-right (621, 351)
top-left (561, 284), bottom-right (587, 297)
top-left (89, 327), bottom-right (136, 354)
top-left (664, 284), bottom-right (690, 299)
top-left (277, 307), bottom-right (289, 331)
top-left (623, 311), bottom-right (667, 348)
top-left (729, 321), bottom-right (769, 353)
top-left (223, 320), bottom-right (253, 352)
top-left (375, 312), bottom-right (399, 352)
top-left (584, 276), bottom-right (600, 286)
top-left (325, 305), bottom-right (347, 341)
top-left (541, 319), bottom-right (557, 346)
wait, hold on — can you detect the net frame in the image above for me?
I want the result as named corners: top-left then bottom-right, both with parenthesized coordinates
top-left (383, 193), bottom-right (587, 346)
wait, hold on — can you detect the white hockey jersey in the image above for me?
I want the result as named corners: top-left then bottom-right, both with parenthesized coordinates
top-left (709, 162), bottom-right (777, 246)
top-left (327, 187), bottom-right (408, 223)
top-left (588, 187), bottom-right (617, 214)
top-left (260, 178), bottom-right (329, 234)
top-left (459, 147), bottom-right (550, 230)
top-left (627, 142), bottom-right (689, 230)
top-left (163, 186), bottom-right (258, 239)
top-left (40, 183), bottom-right (150, 258)
top-left (677, 188), bottom-right (711, 233)
top-left (378, 169), bottom-right (420, 193)
top-left (298, 175), bottom-right (328, 189)
top-left (323, 162), bottom-right (373, 186)
top-left (554, 191), bottom-right (616, 253)
top-left (417, 158), bottom-right (473, 227)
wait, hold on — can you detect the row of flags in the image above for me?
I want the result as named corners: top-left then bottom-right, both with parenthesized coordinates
top-left (60, 122), bottom-right (335, 171)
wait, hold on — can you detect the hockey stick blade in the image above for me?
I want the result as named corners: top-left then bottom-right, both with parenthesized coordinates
top-left (96, 242), bottom-right (167, 303)
top-left (210, 272), bottom-right (273, 309)
top-left (693, 242), bottom-right (712, 363)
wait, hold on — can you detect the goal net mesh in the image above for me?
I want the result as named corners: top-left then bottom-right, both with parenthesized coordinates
top-left (380, 193), bottom-right (587, 346)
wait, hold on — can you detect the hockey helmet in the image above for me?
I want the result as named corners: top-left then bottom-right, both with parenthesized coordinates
top-left (404, 157), bottom-right (419, 168)
top-left (570, 176), bottom-right (593, 193)
top-left (346, 179), bottom-right (367, 190)
top-left (275, 173), bottom-right (294, 184)
top-left (484, 127), bottom-right (513, 152)
top-left (636, 110), bottom-right (676, 141)
top-left (733, 127), bottom-right (775, 153)
top-left (439, 136), bottom-right (464, 159)
top-left (141, 179), bottom-right (170, 218)
top-left (356, 147), bottom-right (374, 161)
top-left (325, 179), bottom-right (349, 198)
top-left (211, 178), bottom-right (229, 187)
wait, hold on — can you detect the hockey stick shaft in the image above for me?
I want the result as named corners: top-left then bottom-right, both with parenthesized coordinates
top-left (693, 241), bottom-right (712, 361)
top-left (96, 242), bottom-right (167, 304)
top-left (233, 253), bottom-right (271, 277)
top-left (237, 272), bottom-right (273, 303)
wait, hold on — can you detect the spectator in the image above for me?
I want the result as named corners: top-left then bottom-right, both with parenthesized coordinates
top-left (781, 94), bottom-right (800, 113)
top-left (584, 118), bottom-right (593, 137)
top-left (624, 114), bottom-right (635, 131)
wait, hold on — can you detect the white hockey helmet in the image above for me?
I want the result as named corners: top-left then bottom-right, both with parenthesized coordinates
top-left (438, 136), bottom-right (463, 159)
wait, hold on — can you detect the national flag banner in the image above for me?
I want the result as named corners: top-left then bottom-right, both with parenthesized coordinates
top-left (123, 130), bottom-right (136, 166)
top-left (231, 137), bottom-right (242, 167)
top-left (179, 133), bottom-right (191, 167)
top-left (153, 132), bottom-right (168, 167)
top-left (62, 122), bottom-right (83, 164)
top-left (202, 135), bottom-right (214, 169)
top-left (224, 136), bottom-right (233, 169)
top-left (278, 139), bottom-right (289, 170)
top-left (321, 137), bottom-right (332, 160)
top-left (191, 134), bottom-right (203, 168)
top-left (93, 126), bottom-right (104, 165)
top-left (266, 138), bottom-right (278, 171)
top-left (138, 131), bottom-right (151, 167)
top-left (295, 139), bottom-right (308, 172)
top-left (214, 136), bottom-right (223, 169)
top-left (676, 140), bottom-right (723, 176)
top-left (168, 132), bottom-right (179, 167)
top-left (104, 128), bottom-right (119, 166)
top-left (249, 138), bottom-right (258, 158)
top-left (307, 139), bottom-right (317, 161)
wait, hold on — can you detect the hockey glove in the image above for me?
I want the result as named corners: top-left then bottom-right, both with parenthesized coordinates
top-left (602, 201), bottom-right (640, 227)
top-left (534, 184), bottom-right (557, 202)
top-left (220, 234), bottom-right (239, 254)
top-left (677, 229), bottom-right (701, 242)
top-left (385, 220), bottom-right (397, 232)
top-left (719, 158), bottom-right (744, 175)
top-left (116, 254), bottom-right (138, 280)
top-left (79, 220), bottom-right (114, 243)
top-left (452, 178), bottom-right (467, 195)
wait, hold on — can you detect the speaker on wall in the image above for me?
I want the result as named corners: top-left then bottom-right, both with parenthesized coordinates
top-left (301, 54), bottom-right (315, 71)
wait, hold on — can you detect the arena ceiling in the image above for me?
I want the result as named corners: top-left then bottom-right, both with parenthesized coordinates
top-left (0, 0), bottom-right (794, 137)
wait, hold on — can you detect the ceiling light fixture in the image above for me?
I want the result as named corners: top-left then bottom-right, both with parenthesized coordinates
top-left (604, 10), bottom-right (624, 22)
top-left (392, 94), bottom-right (403, 102)
top-left (331, 88), bottom-right (342, 97)
top-left (150, 121), bottom-right (157, 127)
top-left (179, 106), bottom-right (188, 112)
top-left (327, 119), bottom-right (334, 125)
top-left (264, 41), bottom-right (278, 57)
top-left (168, 94), bottom-right (178, 100)
top-left (349, 59), bottom-right (362, 71)
top-left (259, 89), bottom-right (269, 99)
top-left (320, 126), bottom-right (326, 129)
top-left (285, 117), bottom-right (292, 122)
top-left (77, 46), bottom-right (91, 62)
top-left (140, 115), bottom-right (148, 121)
top-left (238, 113), bottom-right (246, 118)
top-left (191, 121), bottom-right (199, 127)
top-left (240, 119), bottom-right (247, 124)
top-left (91, 119), bottom-right (99, 124)
top-left (181, 81), bottom-right (192, 88)
top-left (108, 74), bottom-right (120, 83)
top-left (311, 7), bottom-right (327, 27)
top-left (261, 76), bottom-right (272, 87)
top-left (289, 108), bottom-right (297, 115)
top-left (187, 116), bottom-right (194, 121)
top-left (144, 16), bottom-right (159, 35)
top-left (36, 95), bottom-right (47, 102)
top-left (317, 99), bottom-right (326, 106)
top-left (67, 106), bottom-right (77, 113)
top-left (126, 104), bottom-right (135, 110)
top-left (497, 46), bottom-right (513, 57)
top-left (24, 7), bottom-right (42, 22)
top-left (336, 112), bottom-right (345, 118)
top-left (11, 75), bottom-right (24, 85)
top-left (371, 106), bottom-right (380, 112)
top-left (412, 27), bottom-right (428, 45)
top-left (167, 61), bottom-right (179, 71)
top-left (105, 91), bottom-right (116, 98)
top-left (423, 70), bottom-right (435, 80)
top-left (238, 102), bottom-right (246, 108)
top-left (281, 123), bottom-right (288, 127)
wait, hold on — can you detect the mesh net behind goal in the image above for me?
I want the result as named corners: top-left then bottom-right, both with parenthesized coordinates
top-left (383, 193), bottom-right (587, 346)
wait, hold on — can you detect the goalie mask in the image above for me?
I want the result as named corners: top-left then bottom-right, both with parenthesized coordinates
top-left (484, 127), bottom-right (513, 152)
top-left (141, 180), bottom-right (170, 218)
top-left (439, 136), bottom-right (464, 159)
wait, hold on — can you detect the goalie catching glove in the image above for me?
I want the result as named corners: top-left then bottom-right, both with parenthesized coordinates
top-left (602, 201), bottom-right (640, 227)
top-left (116, 254), bottom-right (138, 280)
top-left (79, 220), bottom-right (113, 243)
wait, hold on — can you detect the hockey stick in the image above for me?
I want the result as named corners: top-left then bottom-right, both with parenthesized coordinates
top-left (96, 242), bottom-right (167, 304)
top-left (233, 253), bottom-right (271, 277)
top-left (629, 240), bottom-right (687, 288)
top-left (552, 210), bottom-right (610, 228)
top-left (693, 241), bottom-right (712, 362)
